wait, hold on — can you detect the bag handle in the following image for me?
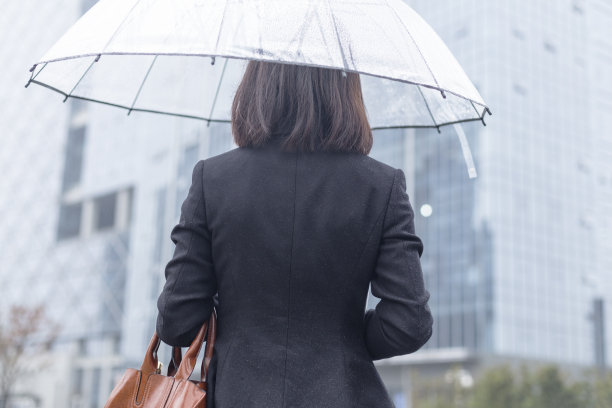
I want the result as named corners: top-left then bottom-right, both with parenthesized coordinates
top-left (137, 330), bottom-right (167, 404)
top-left (164, 308), bottom-right (217, 382)
top-left (167, 346), bottom-right (183, 377)
top-left (201, 307), bottom-right (217, 382)
top-left (175, 308), bottom-right (217, 381)
top-left (143, 309), bottom-right (217, 382)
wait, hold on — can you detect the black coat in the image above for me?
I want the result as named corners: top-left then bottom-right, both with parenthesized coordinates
top-left (156, 135), bottom-right (434, 408)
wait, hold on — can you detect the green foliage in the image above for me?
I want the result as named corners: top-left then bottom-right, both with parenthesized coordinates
top-left (411, 365), bottom-right (471, 408)
top-left (410, 363), bottom-right (612, 408)
top-left (529, 365), bottom-right (582, 408)
top-left (580, 373), bottom-right (612, 408)
top-left (471, 365), bottom-right (518, 408)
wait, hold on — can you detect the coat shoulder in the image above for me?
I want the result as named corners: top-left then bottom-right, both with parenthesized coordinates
top-left (357, 153), bottom-right (398, 179)
top-left (201, 146), bottom-right (244, 167)
top-left (201, 146), bottom-right (398, 182)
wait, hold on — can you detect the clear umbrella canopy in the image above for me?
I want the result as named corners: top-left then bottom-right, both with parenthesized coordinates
top-left (26, 0), bottom-right (491, 175)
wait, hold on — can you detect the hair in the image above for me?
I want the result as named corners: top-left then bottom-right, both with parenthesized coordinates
top-left (231, 60), bottom-right (373, 155)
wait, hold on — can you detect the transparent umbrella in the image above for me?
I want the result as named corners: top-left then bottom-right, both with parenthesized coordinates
top-left (25, 0), bottom-right (491, 177)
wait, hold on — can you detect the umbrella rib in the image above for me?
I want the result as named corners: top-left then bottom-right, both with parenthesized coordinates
top-left (313, 7), bottom-right (336, 66)
top-left (286, 5), bottom-right (315, 60)
top-left (385, 0), bottom-right (446, 98)
top-left (63, 55), bottom-right (100, 102)
top-left (213, 0), bottom-right (230, 56)
top-left (207, 57), bottom-right (229, 126)
top-left (470, 100), bottom-right (487, 126)
top-left (325, 0), bottom-right (350, 71)
top-left (370, 118), bottom-right (482, 130)
top-left (128, 55), bottom-right (158, 115)
top-left (32, 62), bottom-right (48, 81)
top-left (29, 76), bottom-right (489, 130)
top-left (255, 1), bottom-right (264, 56)
top-left (24, 62), bottom-right (48, 88)
top-left (35, 50), bottom-right (485, 108)
top-left (417, 85), bottom-right (441, 134)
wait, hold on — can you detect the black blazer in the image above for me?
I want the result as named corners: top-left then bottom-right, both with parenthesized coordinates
top-left (156, 135), bottom-right (433, 408)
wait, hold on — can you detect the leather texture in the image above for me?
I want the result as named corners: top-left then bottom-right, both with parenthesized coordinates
top-left (104, 309), bottom-right (217, 407)
top-left (156, 135), bottom-right (434, 408)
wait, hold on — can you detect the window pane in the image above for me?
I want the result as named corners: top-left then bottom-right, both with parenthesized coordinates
top-left (94, 192), bottom-right (117, 230)
top-left (57, 202), bottom-right (82, 240)
top-left (61, 126), bottom-right (86, 192)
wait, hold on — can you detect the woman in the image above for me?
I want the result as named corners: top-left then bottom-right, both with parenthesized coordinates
top-left (155, 61), bottom-right (434, 408)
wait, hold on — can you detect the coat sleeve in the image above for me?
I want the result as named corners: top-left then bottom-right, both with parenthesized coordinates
top-left (363, 168), bottom-right (434, 360)
top-left (156, 159), bottom-right (218, 347)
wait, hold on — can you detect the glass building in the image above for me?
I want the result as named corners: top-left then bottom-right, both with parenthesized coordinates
top-left (372, 1), bottom-right (611, 402)
top-left (0, 1), bottom-right (217, 405)
top-left (0, 0), bottom-right (610, 407)
top-left (403, 0), bottom-right (611, 367)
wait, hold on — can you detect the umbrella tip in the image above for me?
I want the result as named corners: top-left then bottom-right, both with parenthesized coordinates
top-left (24, 80), bottom-right (31, 88)
top-left (486, 107), bottom-right (492, 116)
top-left (211, 56), bottom-right (216, 65)
top-left (440, 90), bottom-right (447, 99)
top-left (29, 64), bottom-right (37, 73)
top-left (95, 54), bottom-right (101, 62)
top-left (436, 126), bottom-right (441, 134)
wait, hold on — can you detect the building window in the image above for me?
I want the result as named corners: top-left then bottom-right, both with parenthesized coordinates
top-left (544, 41), bottom-right (557, 54)
top-left (93, 192), bottom-right (117, 231)
top-left (513, 83), bottom-right (527, 96)
top-left (576, 160), bottom-right (590, 174)
top-left (598, 175), bottom-right (607, 186)
top-left (90, 367), bottom-right (101, 408)
top-left (57, 201), bottom-right (82, 240)
top-left (71, 367), bottom-right (84, 400)
top-left (61, 125), bottom-right (86, 192)
top-left (512, 28), bottom-right (525, 40)
top-left (57, 188), bottom-right (132, 239)
top-left (572, 3), bottom-right (584, 15)
top-left (455, 27), bottom-right (469, 39)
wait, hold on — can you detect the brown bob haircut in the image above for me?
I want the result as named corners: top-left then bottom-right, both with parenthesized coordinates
top-left (231, 60), bottom-right (373, 155)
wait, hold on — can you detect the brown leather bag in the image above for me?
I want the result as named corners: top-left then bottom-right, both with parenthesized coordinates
top-left (104, 309), bottom-right (217, 407)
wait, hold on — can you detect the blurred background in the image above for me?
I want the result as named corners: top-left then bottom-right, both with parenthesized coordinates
top-left (0, 0), bottom-right (611, 407)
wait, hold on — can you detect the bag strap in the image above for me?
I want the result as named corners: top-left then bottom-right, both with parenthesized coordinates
top-left (174, 308), bottom-right (217, 381)
top-left (167, 346), bottom-right (183, 377)
top-left (141, 331), bottom-right (162, 376)
top-left (174, 318), bottom-right (210, 380)
top-left (201, 308), bottom-right (217, 382)
top-left (146, 308), bottom-right (217, 382)
top-left (137, 331), bottom-right (164, 403)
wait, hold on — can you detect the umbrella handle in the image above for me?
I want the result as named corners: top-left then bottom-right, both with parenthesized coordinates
top-left (453, 123), bottom-right (478, 179)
